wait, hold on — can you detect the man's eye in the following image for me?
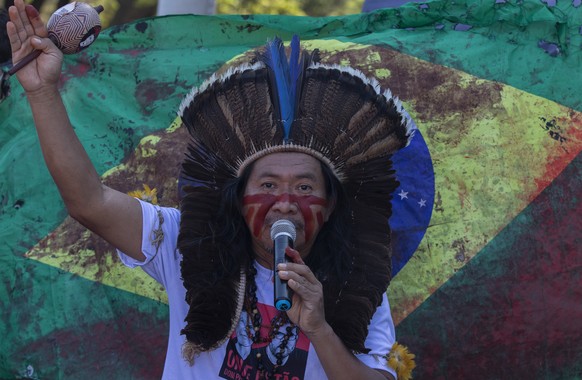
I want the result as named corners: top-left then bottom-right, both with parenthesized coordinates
top-left (298, 185), bottom-right (312, 192)
top-left (262, 183), bottom-right (274, 189)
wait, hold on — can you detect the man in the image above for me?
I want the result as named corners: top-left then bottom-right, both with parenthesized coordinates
top-left (7, 0), bottom-right (412, 378)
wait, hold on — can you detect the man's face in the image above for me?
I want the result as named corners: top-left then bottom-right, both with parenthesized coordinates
top-left (242, 152), bottom-right (334, 268)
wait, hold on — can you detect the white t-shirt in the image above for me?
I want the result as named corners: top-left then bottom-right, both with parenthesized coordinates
top-left (118, 200), bottom-right (397, 379)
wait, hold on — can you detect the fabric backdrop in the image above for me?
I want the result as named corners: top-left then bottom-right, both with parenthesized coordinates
top-left (0, 0), bottom-right (581, 378)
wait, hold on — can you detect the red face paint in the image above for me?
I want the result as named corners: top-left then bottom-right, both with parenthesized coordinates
top-left (243, 193), bottom-right (328, 243)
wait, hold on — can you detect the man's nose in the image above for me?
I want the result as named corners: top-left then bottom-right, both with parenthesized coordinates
top-left (272, 193), bottom-right (298, 214)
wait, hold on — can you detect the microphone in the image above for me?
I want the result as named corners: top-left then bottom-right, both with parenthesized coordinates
top-left (270, 219), bottom-right (296, 311)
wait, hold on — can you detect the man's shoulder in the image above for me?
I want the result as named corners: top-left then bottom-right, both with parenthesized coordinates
top-left (139, 200), bottom-right (181, 225)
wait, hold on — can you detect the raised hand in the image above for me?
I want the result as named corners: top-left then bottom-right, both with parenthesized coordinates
top-left (7, 0), bottom-right (62, 94)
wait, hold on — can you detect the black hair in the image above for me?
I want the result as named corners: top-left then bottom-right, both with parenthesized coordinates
top-left (194, 159), bottom-right (353, 283)
top-left (221, 159), bottom-right (354, 286)
top-left (220, 160), bottom-right (357, 345)
top-left (178, 156), bottom-right (356, 350)
top-left (305, 162), bottom-right (353, 282)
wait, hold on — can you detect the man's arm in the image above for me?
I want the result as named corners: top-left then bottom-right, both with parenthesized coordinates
top-left (280, 248), bottom-right (395, 380)
top-left (7, 0), bottom-right (145, 261)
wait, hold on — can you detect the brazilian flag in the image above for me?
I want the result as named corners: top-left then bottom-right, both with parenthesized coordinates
top-left (1, 0), bottom-right (581, 378)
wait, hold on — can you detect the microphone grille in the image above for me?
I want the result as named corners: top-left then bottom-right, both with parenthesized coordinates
top-left (270, 219), bottom-right (296, 241)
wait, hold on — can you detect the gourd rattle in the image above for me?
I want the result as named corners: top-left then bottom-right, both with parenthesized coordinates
top-left (8, 2), bottom-right (104, 75)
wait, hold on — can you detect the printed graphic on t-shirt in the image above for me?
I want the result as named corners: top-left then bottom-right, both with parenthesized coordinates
top-left (220, 302), bottom-right (309, 380)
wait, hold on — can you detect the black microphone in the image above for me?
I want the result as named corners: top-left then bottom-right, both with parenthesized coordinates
top-left (270, 219), bottom-right (296, 311)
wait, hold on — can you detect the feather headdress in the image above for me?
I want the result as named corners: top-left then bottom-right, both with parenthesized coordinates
top-left (177, 37), bottom-right (414, 361)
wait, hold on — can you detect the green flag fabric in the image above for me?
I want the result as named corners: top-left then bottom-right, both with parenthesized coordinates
top-left (1, 0), bottom-right (581, 378)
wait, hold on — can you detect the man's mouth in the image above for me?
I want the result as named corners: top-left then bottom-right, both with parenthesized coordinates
top-left (266, 218), bottom-right (304, 231)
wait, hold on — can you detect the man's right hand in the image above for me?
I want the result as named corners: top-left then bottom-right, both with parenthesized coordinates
top-left (7, 0), bottom-right (63, 95)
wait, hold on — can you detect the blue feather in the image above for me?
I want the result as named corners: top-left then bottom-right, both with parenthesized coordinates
top-left (288, 35), bottom-right (301, 116)
top-left (264, 36), bottom-right (302, 141)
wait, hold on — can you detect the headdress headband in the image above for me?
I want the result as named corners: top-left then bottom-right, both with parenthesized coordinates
top-left (177, 36), bottom-right (414, 361)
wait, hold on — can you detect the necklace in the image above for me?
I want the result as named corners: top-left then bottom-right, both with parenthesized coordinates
top-left (245, 263), bottom-right (299, 379)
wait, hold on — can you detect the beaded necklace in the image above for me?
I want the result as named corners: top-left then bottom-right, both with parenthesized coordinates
top-left (245, 263), bottom-right (299, 379)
